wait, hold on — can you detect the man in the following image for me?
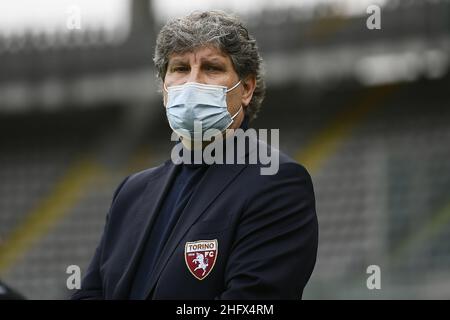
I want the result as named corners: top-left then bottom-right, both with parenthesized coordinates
top-left (71, 10), bottom-right (318, 300)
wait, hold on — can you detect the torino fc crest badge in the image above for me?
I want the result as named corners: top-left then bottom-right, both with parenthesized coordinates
top-left (185, 239), bottom-right (218, 280)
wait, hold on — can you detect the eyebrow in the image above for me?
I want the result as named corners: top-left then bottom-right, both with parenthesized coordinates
top-left (168, 55), bottom-right (227, 66)
top-left (200, 56), bottom-right (226, 64)
top-left (168, 57), bottom-right (188, 65)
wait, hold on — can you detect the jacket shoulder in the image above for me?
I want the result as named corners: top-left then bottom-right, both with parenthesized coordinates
top-left (111, 160), bottom-right (171, 204)
top-left (247, 138), bottom-right (311, 179)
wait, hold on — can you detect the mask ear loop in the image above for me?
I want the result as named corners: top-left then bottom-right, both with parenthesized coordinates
top-left (226, 80), bottom-right (243, 129)
top-left (231, 105), bottom-right (243, 120)
top-left (226, 80), bottom-right (243, 127)
top-left (220, 105), bottom-right (243, 142)
top-left (223, 105), bottom-right (243, 131)
top-left (226, 80), bottom-right (242, 93)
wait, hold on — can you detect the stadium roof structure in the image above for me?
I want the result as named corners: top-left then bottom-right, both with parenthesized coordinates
top-left (0, 0), bottom-right (448, 111)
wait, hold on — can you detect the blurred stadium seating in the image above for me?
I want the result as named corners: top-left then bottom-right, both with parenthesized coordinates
top-left (0, 0), bottom-right (449, 299)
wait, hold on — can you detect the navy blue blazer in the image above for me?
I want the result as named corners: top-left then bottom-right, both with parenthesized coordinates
top-left (71, 139), bottom-right (318, 300)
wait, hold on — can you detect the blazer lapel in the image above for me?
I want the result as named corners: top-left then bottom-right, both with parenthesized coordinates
top-left (113, 160), bottom-right (179, 298)
top-left (144, 162), bottom-right (247, 298)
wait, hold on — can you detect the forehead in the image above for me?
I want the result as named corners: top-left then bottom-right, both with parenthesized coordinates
top-left (168, 46), bottom-right (230, 64)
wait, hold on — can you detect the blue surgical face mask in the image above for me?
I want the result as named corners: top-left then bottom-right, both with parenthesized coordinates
top-left (164, 80), bottom-right (242, 141)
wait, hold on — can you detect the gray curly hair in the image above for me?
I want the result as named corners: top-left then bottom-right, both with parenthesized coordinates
top-left (153, 10), bottom-right (266, 122)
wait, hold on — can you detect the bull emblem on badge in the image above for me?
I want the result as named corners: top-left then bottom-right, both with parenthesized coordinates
top-left (192, 253), bottom-right (209, 276)
top-left (185, 239), bottom-right (218, 280)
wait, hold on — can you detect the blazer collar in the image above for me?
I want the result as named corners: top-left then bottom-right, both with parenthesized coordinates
top-left (144, 161), bottom-right (247, 298)
top-left (115, 132), bottom-right (258, 299)
top-left (113, 161), bottom-right (179, 298)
